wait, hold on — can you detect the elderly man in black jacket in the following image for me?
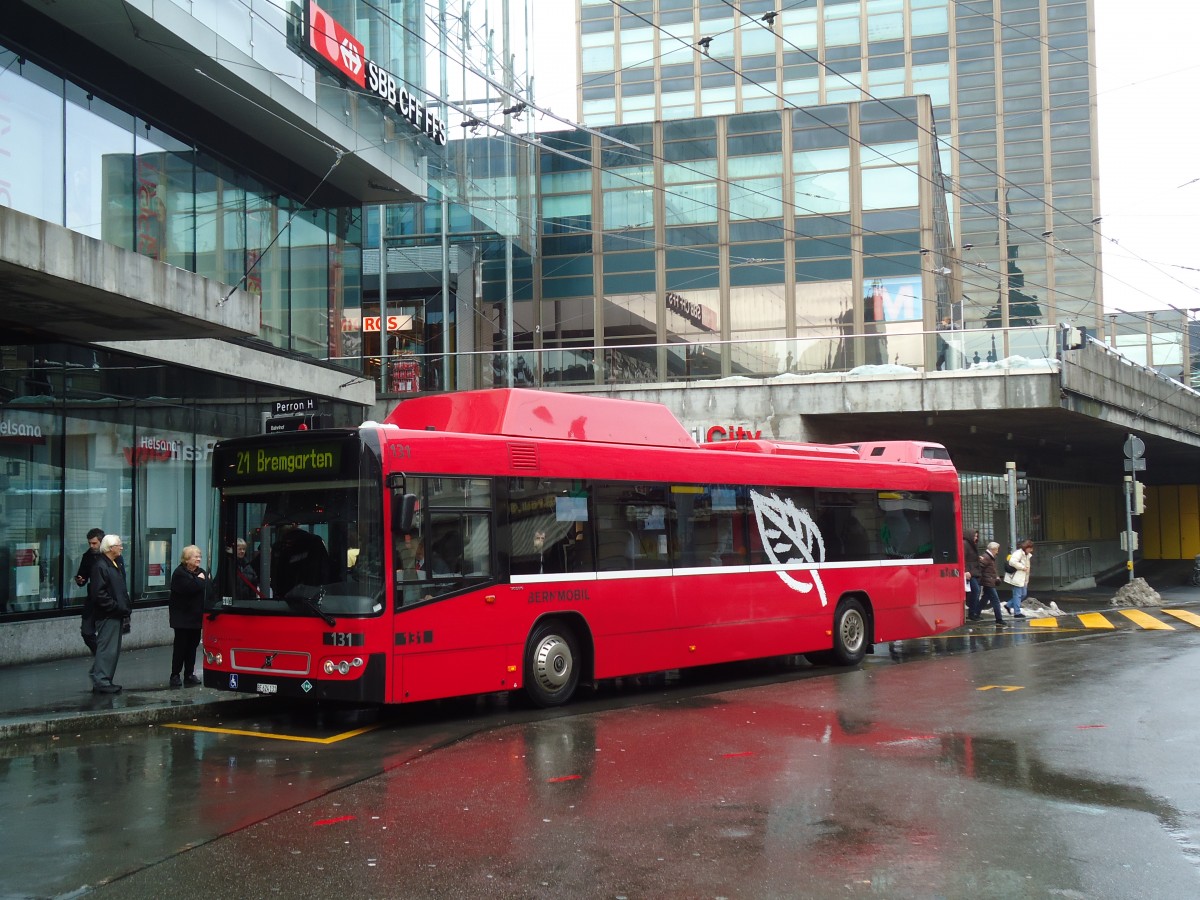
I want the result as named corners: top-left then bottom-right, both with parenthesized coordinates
top-left (975, 541), bottom-right (1007, 628)
top-left (88, 534), bottom-right (132, 694)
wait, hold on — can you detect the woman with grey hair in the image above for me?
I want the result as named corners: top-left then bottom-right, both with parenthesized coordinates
top-left (168, 545), bottom-right (207, 687)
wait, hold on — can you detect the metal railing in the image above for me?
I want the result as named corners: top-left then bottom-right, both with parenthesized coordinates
top-left (1047, 546), bottom-right (1094, 590)
top-left (352, 325), bottom-right (1062, 396)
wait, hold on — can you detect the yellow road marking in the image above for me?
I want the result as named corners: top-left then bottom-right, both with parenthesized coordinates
top-left (1029, 617), bottom-right (1059, 628)
top-left (978, 685), bottom-right (1024, 692)
top-left (165, 723), bottom-right (380, 744)
top-left (1118, 609), bottom-right (1174, 630)
top-left (1163, 609), bottom-right (1200, 628)
top-left (1078, 612), bottom-right (1115, 629)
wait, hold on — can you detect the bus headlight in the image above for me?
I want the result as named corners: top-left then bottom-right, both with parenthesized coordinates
top-left (204, 649), bottom-right (224, 665)
top-left (322, 657), bottom-right (364, 676)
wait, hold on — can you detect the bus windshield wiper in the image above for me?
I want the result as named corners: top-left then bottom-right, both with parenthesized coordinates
top-left (284, 585), bottom-right (336, 627)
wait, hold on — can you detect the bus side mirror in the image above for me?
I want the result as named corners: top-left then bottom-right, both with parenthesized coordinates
top-left (393, 492), bottom-right (417, 533)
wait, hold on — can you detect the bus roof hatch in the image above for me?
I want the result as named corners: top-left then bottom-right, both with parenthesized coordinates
top-left (384, 389), bottom-right (699, 448)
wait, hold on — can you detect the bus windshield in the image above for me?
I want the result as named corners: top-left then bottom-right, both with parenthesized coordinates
top-left (215, 480), bottom-right (384, 617)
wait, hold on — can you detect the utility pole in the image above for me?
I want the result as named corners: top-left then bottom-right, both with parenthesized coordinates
top-left (1005, 461), bottom-right (1018, 551)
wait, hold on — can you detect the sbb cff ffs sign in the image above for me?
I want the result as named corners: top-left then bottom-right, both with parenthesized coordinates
top-left (305, 2), bottom-right (447, 146)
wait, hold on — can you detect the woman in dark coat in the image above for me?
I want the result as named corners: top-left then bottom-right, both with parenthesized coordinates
top-left (169, 545), bottom-right (207, 687)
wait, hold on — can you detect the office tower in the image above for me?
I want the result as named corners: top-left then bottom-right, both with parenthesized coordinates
top-left (576, 0), bottom-right (1102, 337)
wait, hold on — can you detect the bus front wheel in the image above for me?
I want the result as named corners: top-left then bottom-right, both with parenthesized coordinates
top-left (524, 621), bottom-right (580, 708)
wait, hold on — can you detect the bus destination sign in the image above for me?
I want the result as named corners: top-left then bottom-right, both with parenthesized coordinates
top-left (215, 439), bottom-right (345, 485)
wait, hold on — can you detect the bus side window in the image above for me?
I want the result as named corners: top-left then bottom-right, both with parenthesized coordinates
top-left (506, 478), bottom-right (593, 574)
top-left (461, 514), bottom-right (491, 576)
top-left (595, 482), bottom-right (670, 571)
top-left (747, 486), bottom-right (817, 566)
top-left (672, 485), bottom-right (745, 567)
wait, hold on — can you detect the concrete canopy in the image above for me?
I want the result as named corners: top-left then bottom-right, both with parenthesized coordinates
top-left (0, 207), bottom-right (257, 343)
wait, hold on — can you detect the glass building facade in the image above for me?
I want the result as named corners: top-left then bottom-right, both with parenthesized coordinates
top-left (527, 100), bottom-right (956, 383)
top-left (576, 0), bottom-right (1103, 338)
top-left (0, 45), bottom-right (367, 624)
top-left (0, 0), bottom-right (537, 631)
top-left (0, 45), bottom-right (364, 363)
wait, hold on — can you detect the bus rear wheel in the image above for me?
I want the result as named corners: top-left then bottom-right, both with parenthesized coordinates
top-left (809, 598), bottom-right (868, 667)
top-left (524, 621), bottom-right (580, 708)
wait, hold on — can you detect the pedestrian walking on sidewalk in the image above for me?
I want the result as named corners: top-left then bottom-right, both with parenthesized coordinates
top-left (1004, 539), bottom-right (1033, 618)
top-left (88, 535), bottom-right (131, 693)
top-left (978, 541), bottom-right (1007, 627)
top-left (75, 527), bottom-right (105, 654)
top-left (168, 545), bottom-right (207, 687)
top-left (963, 528), bottom-right (982, 616)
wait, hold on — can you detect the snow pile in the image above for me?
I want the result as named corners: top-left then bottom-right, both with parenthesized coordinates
top-left (965, 355), bottom-right (1059, 372)
top-left (1020, 597), bottom-right (1067, 617)
top-left (1110, 578), bottom-right (1163, 607)
top-left (846, 363), bottom-right (917, 376)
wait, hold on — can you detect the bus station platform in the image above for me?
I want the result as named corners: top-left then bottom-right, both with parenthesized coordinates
top-left (3, 579), bottom-right (1198, 742)
top-left (0, 643), bottom-right (271, 740)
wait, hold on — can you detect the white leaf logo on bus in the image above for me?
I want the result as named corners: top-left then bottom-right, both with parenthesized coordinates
top-left (750, 491), bottom-right (828, 607)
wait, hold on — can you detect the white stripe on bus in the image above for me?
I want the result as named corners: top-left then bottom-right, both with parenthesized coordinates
top-left (511, 557), bottom-right (936, 585)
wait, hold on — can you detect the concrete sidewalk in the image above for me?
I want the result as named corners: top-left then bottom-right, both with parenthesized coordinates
top-left (3, 578), bottom-right (1197, 741)
top-left (0, 643), bottom-right (267, 740)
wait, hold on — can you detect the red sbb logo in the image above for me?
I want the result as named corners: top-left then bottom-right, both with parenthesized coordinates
top-left (309, 1), bottom-right (365, 88)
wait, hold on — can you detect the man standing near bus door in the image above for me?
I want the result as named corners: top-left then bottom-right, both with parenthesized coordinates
top-left (88, 535), bottom-right (132, 693)
top-left (75, 527), bottom-right (105, 654)
top-left (963, 528), bottom-right (982, 618)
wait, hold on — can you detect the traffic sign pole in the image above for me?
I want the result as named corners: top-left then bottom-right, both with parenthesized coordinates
top-left (1122, 434), bottom-right (1147, 583)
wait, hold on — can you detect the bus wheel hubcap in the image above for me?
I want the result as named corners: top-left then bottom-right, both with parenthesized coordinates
top-left (534, 636), bottom-right (572, 692)
top-left (841, 611), bottom-right (864, 652)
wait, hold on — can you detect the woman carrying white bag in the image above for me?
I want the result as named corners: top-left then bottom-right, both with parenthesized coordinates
top-left (1004, 539), bottom-right (1034, 618)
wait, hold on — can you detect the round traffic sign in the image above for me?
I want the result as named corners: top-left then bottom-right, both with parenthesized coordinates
top-left (1123, 435), bottom-right (1145, 460)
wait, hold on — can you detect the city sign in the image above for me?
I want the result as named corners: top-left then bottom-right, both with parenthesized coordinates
top-left (305, 2), bottom-right (447, 146)
top-left (706, 424), bottom-right (762, 442)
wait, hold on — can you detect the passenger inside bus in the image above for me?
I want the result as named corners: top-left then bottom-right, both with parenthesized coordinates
top-left (270, 522), bottom-right (331, 596)
top-left (430, 531), bottom-right (461, 575)
top-left (397, 538), bottom-right (431, 606)
top-left (511, 520), bottom-right (575, 575)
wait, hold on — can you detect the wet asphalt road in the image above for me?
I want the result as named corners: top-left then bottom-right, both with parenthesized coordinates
top-left (5, 623), bottom-right (1200, 899)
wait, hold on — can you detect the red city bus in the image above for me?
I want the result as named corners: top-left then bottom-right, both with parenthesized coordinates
top-left (203, 389), bottom-right (964, 706)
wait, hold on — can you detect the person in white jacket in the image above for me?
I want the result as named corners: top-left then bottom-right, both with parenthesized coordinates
top-left (1005, 539), bottom-right (1034, 618)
